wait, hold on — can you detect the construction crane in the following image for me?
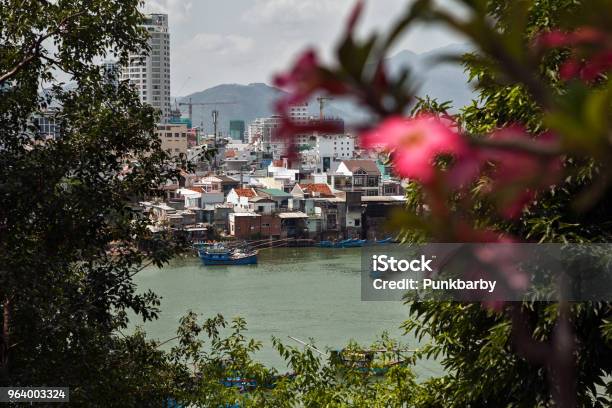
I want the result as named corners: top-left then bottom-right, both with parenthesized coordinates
top-left (178, 98), bottom-right (237, 124)
top-left (317, 96), bottom-right (333, 120)
top-left (177, 99), bottom-right (237, 171)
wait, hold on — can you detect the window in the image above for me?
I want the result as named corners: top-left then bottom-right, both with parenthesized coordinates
top-left (355, 219), bottom-right (361, 227)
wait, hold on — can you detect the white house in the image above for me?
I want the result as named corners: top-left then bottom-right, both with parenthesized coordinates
top-left (225, 188), bottom-right (258, 211)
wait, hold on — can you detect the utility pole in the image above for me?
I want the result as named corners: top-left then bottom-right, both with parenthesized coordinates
top-left (212, 110), bottom-right (219, 172)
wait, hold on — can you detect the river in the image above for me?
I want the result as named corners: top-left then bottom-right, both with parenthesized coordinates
top-left (134, 247), bottom-right (442, 378)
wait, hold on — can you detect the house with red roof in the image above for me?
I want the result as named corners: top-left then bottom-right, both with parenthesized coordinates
top-left (290, 183), bottom-right (335, 198)
top-left (225, 188), bottom-right (258, 211)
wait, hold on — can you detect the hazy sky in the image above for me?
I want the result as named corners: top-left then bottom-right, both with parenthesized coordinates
top-left (144, 0), bottom-right (465, 96)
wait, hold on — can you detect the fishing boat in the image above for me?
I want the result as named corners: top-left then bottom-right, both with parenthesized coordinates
top-left (340, 238), bottom-right (367, 248)
top-left (315, 240), bottom-right (335, 248)
top-left (330, 348), bottom-right (409, 376)
top-left (375, 237), bottom-right (395, 244)
top-left (198, 244), bottom-right (258, 266)
top-left (315, 238), bottom-right (393, 248)
top-left (288, 336), bottom-right (413, 377)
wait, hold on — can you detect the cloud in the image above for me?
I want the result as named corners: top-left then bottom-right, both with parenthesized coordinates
top-left (242, 0), bottom-right (349, 26)
top-left (145, 0), bottom-right (193, 23)
top-left (182, 33), bottom-right (255, 56)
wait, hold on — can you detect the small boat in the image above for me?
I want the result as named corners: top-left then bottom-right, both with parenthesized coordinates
top-left (315, 240), bottom-right (335, 248)
top-left (222, 376), bottom-right (258, 392)
top-left (199, 245), bottom-right (258, 266)
top-left (375, 237), bottom-right (394, 244)
top-left (330, 348), bottom-right (409, 376)
top-left (340, 239), bottom-right (366, 248)
top-left (315, 239), bottom-right (367, 248)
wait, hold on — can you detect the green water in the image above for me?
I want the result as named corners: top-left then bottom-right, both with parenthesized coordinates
top-left (134, 247), bottom-right (442, 377)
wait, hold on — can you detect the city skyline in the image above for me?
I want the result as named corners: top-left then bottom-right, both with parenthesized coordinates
top-left (144, 0), bottom-right (464, 96)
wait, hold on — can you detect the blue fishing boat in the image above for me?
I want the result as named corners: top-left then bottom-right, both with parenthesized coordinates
top-left (315, 238), bottom-right (367, 248)
top-left (375, 237), bottom-right (394, 244)
top-left (340, 238), bottom-right (367, 248)
top-left (198, 245), bottom-right (257, 266)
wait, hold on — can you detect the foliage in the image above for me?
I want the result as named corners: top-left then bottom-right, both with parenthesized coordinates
top-left (272, 0), bottom-right (612, 406)
top-left (0, 0), bottom-right (185, 404)
top-left (3, 0), bottom-right (612, 406)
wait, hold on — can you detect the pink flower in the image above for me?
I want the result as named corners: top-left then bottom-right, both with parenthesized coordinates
top-left (535, 27), bottom-right (612, 82)
top-left (273, 49), bottom-right (348, 114)
top-left (536, 29), bottom-right (574, 48)
top-left (559, 58), bottom-right (582, 80)
top-left (535, 27), bottom-right (606, 49)
top-left (360, 114), bottom-right (467, 184)
top-left (580, 50), bottom-right (612, 81)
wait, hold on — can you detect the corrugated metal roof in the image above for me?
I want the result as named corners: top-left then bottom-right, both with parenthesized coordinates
top-left (360, 196), bottom-right (406, 202)
top-left (277, 212), bottom-right (309, 219)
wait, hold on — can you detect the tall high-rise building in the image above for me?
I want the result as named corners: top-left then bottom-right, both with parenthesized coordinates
top-left (121, 14), bottom-right (171, 122)
top-left (229, 120), bottom-right (246, 141)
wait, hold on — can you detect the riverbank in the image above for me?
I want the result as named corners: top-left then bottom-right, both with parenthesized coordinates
top-left (133, 247), bottom-right (442, 378)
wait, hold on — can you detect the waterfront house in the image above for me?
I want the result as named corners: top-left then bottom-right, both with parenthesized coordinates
top-left (229, 212), bottom-right (260, 239)
top-left (277, 212), bottom-right (309, 239)
top-left (288, 183), bottom-right (346, 239)
top-left (361, 195), bottom-right (407, 240)
top-left (229, 212), bottom-right (281, 239)
top-left (344, 191), bottom-right (363, 238)
top-left (212, 203), bottom-right (233, 233)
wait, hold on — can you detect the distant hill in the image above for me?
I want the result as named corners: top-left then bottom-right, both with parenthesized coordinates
top-left (177, 43), bottom-right (476, 134)
top-left (176, 83), bottom-right (353, 135)
top-left (385, 43), bottom-right (475, 111)
top-left (176, 83), bottom-right (282, 134)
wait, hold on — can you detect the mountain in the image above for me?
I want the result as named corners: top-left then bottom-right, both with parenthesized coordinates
top-left (177, 43), bottom-right (476, 134)
top-left (176, 83), bottom-right (353, 135)
top-left (385, 43), bottom-right (475, 110)
top-left (176, 83), bottom-right (282, 134)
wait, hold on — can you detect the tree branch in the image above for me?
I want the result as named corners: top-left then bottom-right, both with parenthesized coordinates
top-left (0, 11), bottom-right (85, 84)
top-left (470, 136), bottom-right (563, 157)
